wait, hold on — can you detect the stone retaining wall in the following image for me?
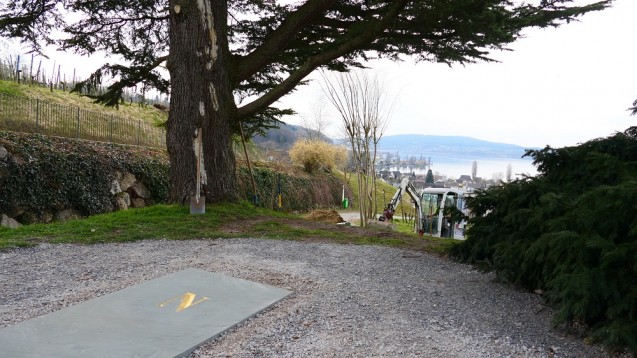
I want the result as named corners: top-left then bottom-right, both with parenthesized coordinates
top-left (0, 132), bottom-right (169, 228)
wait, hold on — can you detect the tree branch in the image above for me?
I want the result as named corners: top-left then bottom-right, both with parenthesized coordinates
top-left (236, 0), bottom-right (409, 120)
top-left (0, 0), bottom-right (60, 52)
top-left (630, 98), bottom-right (637, 116)
top-left (73, 55), bottom-right (168, 107)
top-left (234, 0), bottom-right (338, 84)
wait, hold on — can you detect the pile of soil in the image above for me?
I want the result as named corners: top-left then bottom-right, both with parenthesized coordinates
top-left (304, 210), bottom-right (345, 223)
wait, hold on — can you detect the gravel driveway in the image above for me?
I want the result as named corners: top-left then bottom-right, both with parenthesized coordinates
top-left (0, 239), bottom-right (611, 357)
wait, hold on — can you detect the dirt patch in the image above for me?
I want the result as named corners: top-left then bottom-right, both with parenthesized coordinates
top-left (218, 215), bottom-right (396, 239)
top-left (0, 211), bottom-right (452, 258)
top-left (216, 215), bottom-right (453, 258)
top-left (304, 210), bottom-right (344, 223)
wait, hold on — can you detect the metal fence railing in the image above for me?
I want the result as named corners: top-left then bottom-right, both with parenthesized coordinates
top-left (0, 93), bottom-right (166, 148)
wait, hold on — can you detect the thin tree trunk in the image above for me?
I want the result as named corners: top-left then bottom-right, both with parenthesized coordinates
top-left (166, 0), bottom-right (237, 203)
top-left (371, 143), bottom-right (378, 219)
top-left (357, 170), bottom-right (366, 227)
top-left (350, 137), bottom-right (365, 227)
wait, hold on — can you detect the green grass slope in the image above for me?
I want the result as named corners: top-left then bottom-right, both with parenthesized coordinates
top-left (0, 80), bottom-right (168, 126)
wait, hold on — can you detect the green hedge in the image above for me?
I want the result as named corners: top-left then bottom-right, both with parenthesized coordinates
top-left (236, 165), bottom-right (344, 211)
top-left (452, 127), bottom-right (637, 355)
top-left (0, 131), bottom-right (346, 220)
top-left (0, 131), bottom-right (169, 217)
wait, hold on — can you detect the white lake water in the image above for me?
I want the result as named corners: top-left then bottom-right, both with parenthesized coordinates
top-left (384, 156), bottom-right (538, 180)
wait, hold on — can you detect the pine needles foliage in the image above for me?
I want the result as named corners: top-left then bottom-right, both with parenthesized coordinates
top-left (451, 127), bottom-right (637, 355)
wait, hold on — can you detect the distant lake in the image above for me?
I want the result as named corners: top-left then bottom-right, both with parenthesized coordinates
top-left (383, 156), bottom-right (537, 180)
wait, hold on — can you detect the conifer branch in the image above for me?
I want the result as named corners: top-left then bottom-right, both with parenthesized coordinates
top-left (236, 0), bottom-right (409, 120)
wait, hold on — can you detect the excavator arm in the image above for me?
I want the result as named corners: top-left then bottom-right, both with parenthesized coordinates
top-left (381, 178), bottom-right (409, 221)
top-left (381, 178), bottom-right (423, 233)
top-left (404, 182), bottom-right (423, 234)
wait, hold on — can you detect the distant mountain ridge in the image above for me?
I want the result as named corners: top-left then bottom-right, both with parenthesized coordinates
top-left (254, 122), bottom-right (332, 149)
top-left (257, 125), bottom-right (535, 162)
top-left (378, 134), bottom-right (538, 161)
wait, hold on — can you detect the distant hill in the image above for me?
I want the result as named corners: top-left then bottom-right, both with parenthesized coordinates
top-left (378, 134), bottom-right (538, 161)
top-left (253, 122), bottom-right (331, 149)
top-left (255, 128), bottom-right (534, 163)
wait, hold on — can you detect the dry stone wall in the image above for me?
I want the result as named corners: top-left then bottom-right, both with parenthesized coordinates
top-left (0, 131), bottom-right (169, 227)
top-left (0, 131), bottom-right (350, 228)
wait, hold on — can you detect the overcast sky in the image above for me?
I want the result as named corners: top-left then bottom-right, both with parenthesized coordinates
top-left (24, 0), bottom-right (636, 149)
top-left (279, 0), bottom-right (637, 149)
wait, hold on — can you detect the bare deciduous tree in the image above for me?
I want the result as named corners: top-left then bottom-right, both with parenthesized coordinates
top-left (321, 70), bottom-right (391, 226)
top-left (302, 96), bottom-right (331, 141)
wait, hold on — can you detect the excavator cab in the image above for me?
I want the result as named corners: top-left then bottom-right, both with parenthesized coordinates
top-left (420, 188), bottom-right (461, 238)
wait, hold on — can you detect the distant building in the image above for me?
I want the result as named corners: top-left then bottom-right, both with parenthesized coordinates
top-left (424, 182), bottom-right (448, 189)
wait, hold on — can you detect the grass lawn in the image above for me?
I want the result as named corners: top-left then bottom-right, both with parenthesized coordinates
top-left (0, 203), bottom-right (458, 256)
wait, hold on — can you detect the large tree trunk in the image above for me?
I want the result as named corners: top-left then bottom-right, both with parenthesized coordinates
top-left (166, 0), bottom-right (237, 204)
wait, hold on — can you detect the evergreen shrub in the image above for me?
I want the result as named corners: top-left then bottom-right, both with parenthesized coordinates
top-left (452, 127), bottom-right (637, 355)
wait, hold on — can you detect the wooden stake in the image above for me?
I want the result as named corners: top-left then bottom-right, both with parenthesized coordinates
top-left (239, 121), bottom-right (258, 204)
top-left (195, 128), bottom-right (202, 203)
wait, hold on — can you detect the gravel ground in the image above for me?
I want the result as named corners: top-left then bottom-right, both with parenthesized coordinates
top-left (0, 239), bottom-right (612, 357)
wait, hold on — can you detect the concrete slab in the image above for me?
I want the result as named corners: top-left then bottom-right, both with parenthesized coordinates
top-left (0, 268), bottom-right (291, 357)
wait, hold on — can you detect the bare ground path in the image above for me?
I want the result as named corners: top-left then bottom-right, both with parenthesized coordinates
top-left (0, 239), bottom-right (611, 357)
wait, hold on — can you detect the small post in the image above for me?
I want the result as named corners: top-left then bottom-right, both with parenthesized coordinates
top-left (29, 54), bottom-right (34, 84)
top-left (137, 120), bottom-right (141, 145)
top-left (35, 60), bottom-right (41, 84)
top-left (277, 173), bottom-right (282, 209)
top-left (189, 128), bottom-right (206, 214)
top-left (239, 121), bottom-right (258, 205)
top-left (110, 114), bottom-right (114, 143)
top-left (50, 60), bottom-right (55, 88)
top-left (342, 185), bottom-right (347, 209)
top-left (16, 55), bottom-right (20, 84)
